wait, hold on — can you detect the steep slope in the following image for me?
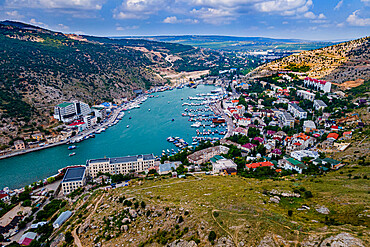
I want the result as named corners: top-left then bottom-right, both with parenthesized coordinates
top-left (0, 21), bottom-right (222, 146)
top-left (248, 36), bottom-right (370, 83)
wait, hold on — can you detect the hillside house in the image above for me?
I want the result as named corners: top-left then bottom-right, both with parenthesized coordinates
top-left (279, 157), bottom-right (307, 174)
top-left (313, 100), bottom-right (327, 111)
top-left (187, 146), bottom-right (229, 165)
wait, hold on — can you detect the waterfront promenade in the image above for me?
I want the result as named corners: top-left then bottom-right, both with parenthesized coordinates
top-left (0, 85), bottom-right (220, 189)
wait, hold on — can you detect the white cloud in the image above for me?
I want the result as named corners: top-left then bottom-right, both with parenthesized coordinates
top-left (163, 16), bottom-right (178, 24)
top-left (116, 25), bottom-right (139, 31)
top-left (190, 7), bottom-right (235, 24)
top-left (5, 0), bottom-right (105, 10)
top-left (334, 0), bottom-right (343, 10)
top-left (57, 23), bottom-right (69, 30)
top-left (29, 18), bottom-right (48, 28)
top-left (361, 0), bottom-right (370, 5)
top-left (163, 16), bottom-right (199, 24)
top-left (114, 0), bottom-right (171, 19)
top-left (254, 0), bottom-right (312, 15)
top-left (347, 10), bottom-right (370, 26)
top-left (113, 0), bottom-right (318, 24)
top-left (5, 10), bottom-right (24, 19)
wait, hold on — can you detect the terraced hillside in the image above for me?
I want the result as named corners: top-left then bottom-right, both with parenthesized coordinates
top-left (248, 36), bottom-right (370, 83)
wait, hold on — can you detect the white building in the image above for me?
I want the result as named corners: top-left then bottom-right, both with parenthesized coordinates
top-left (297, 90), bottom-right (315, 102)
top-left (290, 150), bottom-right (319, 161)
top-left (304, 77), bottom-right (331, 93)
top-left (91, 106), bottom-right (107, 120)
top-left (288, 103), bottom-right (307, 119)
top-left (83, 115), bottom-right (98, 129)
top-left (279, 111), bottom-right (295, 127)
top-left (210, 156), bottom-right (237, 174)
top-left (313, 100), bottom-right (327, 111)
top-left (86, 154), bottom-right (157, 178)
top-left (278, 157), bottom-right (307, 174)
top-left (54, 101), bottom-right (91, 123)
top-left (61, 167), bottom-right (87, 195)
top-left (303, 120), bottom-right (316, 132)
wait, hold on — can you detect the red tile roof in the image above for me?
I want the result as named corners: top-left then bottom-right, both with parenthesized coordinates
top-left (327, 133), bottom-right (339, 140)
top-left (246, 161), bottom-right (274, 169)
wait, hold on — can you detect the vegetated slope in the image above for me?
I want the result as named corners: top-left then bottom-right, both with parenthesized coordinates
top-left (0, 21), bottom-right (218, 146)
top-left (115, 35), bottom-right (335, 51)
top-left (59, 167), bottom-right (369, 247)
top-left (248, 36), bottom-right (370, 83)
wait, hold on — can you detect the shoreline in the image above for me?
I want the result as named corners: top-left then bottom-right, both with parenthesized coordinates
top-left (1, 84), bottom-right (225, 191)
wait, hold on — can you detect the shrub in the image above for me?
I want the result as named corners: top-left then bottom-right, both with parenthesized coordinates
top-left (178, 216), bottom-right (184, 223)
top-left (208, 231), bottom-right (217, 242)
top-left (213, 211), bottom-right (219, 217)
top-left (65, 231), bottom-right (74, 244)
top-left (303, 191), bottom-right (313, 199)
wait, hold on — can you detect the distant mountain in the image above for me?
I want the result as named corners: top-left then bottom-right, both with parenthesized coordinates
top-left (248, 36), bottom-right (370, 83)
top-left (0, 21), bottom-right (223, 146)
top-left (111, 35), bottom-right (336, 51)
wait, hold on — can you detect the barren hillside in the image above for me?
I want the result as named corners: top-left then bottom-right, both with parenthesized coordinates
top-left (248, 36), bottom-right (370, 83)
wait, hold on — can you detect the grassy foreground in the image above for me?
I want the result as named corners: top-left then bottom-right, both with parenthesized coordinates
top-left (61, 165), bottom-right (369, 246)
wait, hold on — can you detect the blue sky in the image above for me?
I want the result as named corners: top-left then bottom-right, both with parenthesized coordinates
top-left (0, 0), bottom-right (369, 40)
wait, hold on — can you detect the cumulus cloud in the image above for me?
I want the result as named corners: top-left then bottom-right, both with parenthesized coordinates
top-left (334, 0), bottom-right (343, 10)
top-left (5, 0), bottom-right (105, 10)
top-left (5, 10), bottom-right (24, 19)
top-left (347, 10), bottom-right (370, 26)
top-left (254, 0), bottom-right (313, 16)
top-left (29, 18), bottom-right (48, 28)
top-left (163, 16), bottom-right (199, 24)
top-left (190, 7), bottom-right (235, 24)
top-left (304, 11), bottom-right (326, 20)
top-left (114, 0), bottom-right (172, 19)
top-left (113, 0), bottom-right (319, 24)
top-left (163, 16), bottom-right (178, 24)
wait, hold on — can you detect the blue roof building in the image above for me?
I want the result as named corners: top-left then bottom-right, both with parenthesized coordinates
top-left (61, 167), bottom-right (86, 195)
top-left (53, 211), bottom-right (73, 228)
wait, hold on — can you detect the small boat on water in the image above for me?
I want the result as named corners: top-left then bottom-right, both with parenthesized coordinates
top-left (148, 109), bottom-right (151, 111)
top-left (172, 119), bottom-right (175, 121)
top-left (127, 125), bottom-right (130, 128)
top-left (68, 145), bottom-right (76, 150)
top-left (129, 116), bottom-right (132, 119)
top-left (69, 152), bottom-right (76, 156)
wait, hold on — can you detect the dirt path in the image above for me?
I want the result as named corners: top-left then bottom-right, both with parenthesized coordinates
top-left (72, 194), bottom-right (105, 247)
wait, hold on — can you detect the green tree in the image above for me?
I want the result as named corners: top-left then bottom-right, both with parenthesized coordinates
top-left (208, 231), bottom-right (217, 242)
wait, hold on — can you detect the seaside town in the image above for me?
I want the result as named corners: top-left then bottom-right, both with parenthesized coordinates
top-left (0, 66), bottom-right (368, 246)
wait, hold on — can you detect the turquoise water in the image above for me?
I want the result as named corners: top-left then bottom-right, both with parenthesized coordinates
top-left (0, 85), bottom-right (223, 189)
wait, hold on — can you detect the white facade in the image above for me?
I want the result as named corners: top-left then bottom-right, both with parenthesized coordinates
top-left (304, 77), bottom-right (331, 93)
top-left (297, 90), bottom-right (315, 102)
top-left (313, 100), bottom-right (327, 111)
top-left (279, 111), bottom-right (295, 127)
top-left (288, 103), bottom-right (307, 119)
top-left (87, 154), bottom-right (156, 178)
top-left (54, 101), bottom-right (91, 123)
top-left (303, 120), bottom-right (316, 132)
top-left (61, 167), bottom-right (87, 195)
top-left (290, 150), bottom-right (319, 161)
top-left (212, 159), bottom-right (237, 174)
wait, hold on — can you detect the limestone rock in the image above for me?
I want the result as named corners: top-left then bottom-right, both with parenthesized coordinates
top-left (319, 233), bottom-right (365, 247)
top-left (315, 205), bottom-right (330, 214)
top-left (168, 239), bottom-right (198, 247)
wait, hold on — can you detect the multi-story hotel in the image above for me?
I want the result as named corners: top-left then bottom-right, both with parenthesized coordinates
top-left (54, 101), bottom-right (91, 123)
top-left (86, 154), bottom-right (156, 178)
